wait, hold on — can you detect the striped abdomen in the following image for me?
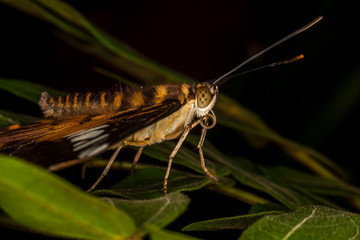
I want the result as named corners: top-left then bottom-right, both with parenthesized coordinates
top-left (39, 84), bottom-right (194, 119)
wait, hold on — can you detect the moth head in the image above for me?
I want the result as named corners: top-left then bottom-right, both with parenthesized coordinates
top-left (194, 82), bottom-right (218, 117)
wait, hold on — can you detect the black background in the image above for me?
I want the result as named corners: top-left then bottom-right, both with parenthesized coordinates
top-left (0, 0), bottom-right (359, 239)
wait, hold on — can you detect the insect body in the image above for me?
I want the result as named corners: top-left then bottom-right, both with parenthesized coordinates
top-left (0, 83), bottom-right (218, 194)
top-left (0, 17), bottom-right (322, 194)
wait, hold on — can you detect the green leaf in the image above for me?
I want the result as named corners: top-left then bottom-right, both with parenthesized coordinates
top-left (258, 166), bottom-right (360, 209)
top-left (239, 205), bottom-right (360, 240)
top-left (230, 161), bottom-right (314, 209)
top-left (147, 225), bottom-right (201, 240)
top-left (217, 116), bottom-right (345, 181)
top-left (101, 167), bottom-right (216, 200)
top-left (186, 136), bottom-right (314, 209)
top-left (0, 155), bottom-right (135, 240)
top-left (209, 184), bottom-right (269, 205)
top-left (142, 141), bottom-right (230, 178)
top-left (0, 109), bottom-right (38, 127)
top-left (268, 167), bottom-right (360, 198)
top-left (104, 192), bottom-right (190, 231)
top-left (182, 211), bottom-right (282, 231)
top-left (248, 203), bottom-right (290, 214)
top-left (0, 78), bottom-right (64, 104)
top-left (1, 0), bottom-right (192, 84)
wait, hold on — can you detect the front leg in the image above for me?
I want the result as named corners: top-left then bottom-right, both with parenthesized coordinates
top-left (197, 127), bottom-right (218, 182)
top-left (163, 123), bottom-right (194, 195)
top-left (163, 116), bottom-right (218, 195)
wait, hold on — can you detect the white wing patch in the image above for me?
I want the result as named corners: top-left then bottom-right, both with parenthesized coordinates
top-left (67, 125), bottom-right (110, 159)
top-left (73, 134), bottom-right (109, 152)
top-left (77, 143), bottom-right (109, 159)
top-left (68, 125), bottom-right (109, 140)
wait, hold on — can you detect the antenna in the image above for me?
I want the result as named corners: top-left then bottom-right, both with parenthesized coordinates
top-left (211, 16), bottom-right (323, 87)
top-left (220, 54), bottom-right (304, 81)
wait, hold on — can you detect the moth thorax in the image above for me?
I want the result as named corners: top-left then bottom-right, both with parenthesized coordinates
top-left (195, 83), bottom-right (217, 117)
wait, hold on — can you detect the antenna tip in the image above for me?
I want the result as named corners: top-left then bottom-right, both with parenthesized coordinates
top-left (297, 54), bottom-right (305, 60)
top-left (284, 54), bottom-right (305, 65)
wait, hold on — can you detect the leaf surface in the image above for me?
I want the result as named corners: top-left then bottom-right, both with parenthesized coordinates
top-left (0, 155), bottom-right (135, 240)
top-left (105, 167), bottom-right (217, 199)
top-left (239, 205), bottom-right (360, 240)
top-left (147, 225), bottom-right (201, 240)
top-left (0, 78), bottom-right (64, 104)
top-left (104, 192), bottom-right (190, 230)
top-left (183, 211), bottom-right (282, 231)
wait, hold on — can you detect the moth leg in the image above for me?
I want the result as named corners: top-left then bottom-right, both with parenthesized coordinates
top-left (163, 119), bottom-right (201, 195)
top-left (87, 139), bottom-right (149, 192)
top-left (48, 158), bottom-right (89, 172)
top-left (197, 127), bottom-right (218, 182)
top-left (122, 140), bottom-right (148, 174)
top-left (130, 146), bottom-right (144, 174)
top-left (86, 142), bottom-right (125, 192)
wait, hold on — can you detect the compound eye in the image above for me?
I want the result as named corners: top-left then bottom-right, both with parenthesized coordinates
top-left (196, 86), bottom-right (212, 108)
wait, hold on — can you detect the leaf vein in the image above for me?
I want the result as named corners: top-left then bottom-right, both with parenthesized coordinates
top-left (145, 196), bottom-right (171, 226)
top-left (282, 206), bottom-right (318, 240)
top-left (348, 216), bottom-right (359, 240)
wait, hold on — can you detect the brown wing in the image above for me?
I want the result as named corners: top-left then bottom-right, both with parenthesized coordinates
top-left (0, 101), bottom-right (181, 167)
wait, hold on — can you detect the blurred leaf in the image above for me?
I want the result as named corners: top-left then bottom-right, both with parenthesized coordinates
top-left (183, 211), bottom-right (282, 231)
top-left (0, 109), bottom-right (38, 127)
top-left (208, 184), bottom-right (269, 205)
top-left (0, 78), bottom-right (64, 104)
top-left (0, 211), bottom-right (30, 233)
top-left (268, 166), bottom-right (360, 198)
top-left (147, 225), bottom-right (201, 240)
top-left (217, 116), bottom-right (346, 181)
top-left (0, 155), bottom-right (135, 240)
top-left (258, 166), bottom-right (344, 209)
top-left (230, 160), bottom-right (314, 209)
top-left (216, 94), bottom-right (271, 135)
top-left (186, 135), bottom-right (315, 209)
top-left (99, 167), bottom-right (217, 200)
top-left (0, 0), bottom-right (192, 84)
top-left (239, 205), bottom-right (360, 240)
top-left (104, 192), bottom-right (190, 232)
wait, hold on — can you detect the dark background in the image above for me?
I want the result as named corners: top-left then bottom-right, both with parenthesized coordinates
top-left (0, 0), bottom-right (359, 239)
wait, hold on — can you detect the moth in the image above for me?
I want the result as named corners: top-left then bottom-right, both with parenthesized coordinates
top-left (0, 17), bottom-right (322, 194)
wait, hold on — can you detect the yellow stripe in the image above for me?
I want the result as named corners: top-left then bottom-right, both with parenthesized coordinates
top-left (7, 124), bottom-right (21, 130)
top-left (113, 92), bottom-right (122, 108)
top-left (72, 93), bottom-right (78, 108)
top-left (49, 97), bottom-right (54, 104)
top-left (57, 96), bottom-right (62, 107)
top-left (65, 95), bottom-right (70, 108)
top-left (154, 85), bottom-right (167, 104)
top-left (181, 83), bottom-right (190, 96)
top-left (179, 83), bottom-right (190, 104)
top-left (131, 91), bottom-right (145, 108)
top-left (100, 92), bottom-right (107, 106)
top-left (85, 92), bottom-right (91, 107)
